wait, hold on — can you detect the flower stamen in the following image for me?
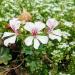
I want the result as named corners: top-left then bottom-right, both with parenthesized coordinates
top-left (31, 28), bottom-right (38, 37)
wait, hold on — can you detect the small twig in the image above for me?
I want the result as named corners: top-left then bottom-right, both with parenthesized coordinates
top-left (3, 59), bottom-right (24, 74)
top-left (0, 66), bottom-right (7, 70)
top-left (43, 54), bottom-right (53, 63)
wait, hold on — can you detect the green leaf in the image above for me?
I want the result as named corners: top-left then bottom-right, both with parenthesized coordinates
top-left (0, 47), bottom-right (12, 65)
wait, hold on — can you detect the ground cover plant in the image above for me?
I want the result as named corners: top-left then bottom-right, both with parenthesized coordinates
top-left (0, 0), bottom-right (75, 75)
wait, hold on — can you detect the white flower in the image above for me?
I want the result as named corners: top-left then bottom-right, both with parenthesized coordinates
top-left (46, 18), bottom-right (62, 42)
top-left (58, 43), bottom-right (69, 48)
top-left (52, 7), bottom-right (61, 12)
top-left (24, 22), bottom-right (48, 49)
top-left (69, 41), bottom-right (75, 45)
top-left (64, 21), bottom-right (73, 27)
top-left (59, 72), bottom-right (70, 75)
top-left (72, 51), bottom-right (75, 57)
top-left (62, 31), bottom-right (70, 39)
top-left (2, 18), bottom-right (21, 46)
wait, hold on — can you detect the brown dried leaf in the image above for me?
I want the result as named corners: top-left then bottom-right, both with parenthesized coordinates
top-left (18, 9), bottom-right (32, 23)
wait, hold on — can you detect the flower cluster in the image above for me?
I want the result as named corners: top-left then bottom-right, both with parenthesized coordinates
top-left (2, 17), bottom-right (63, 49)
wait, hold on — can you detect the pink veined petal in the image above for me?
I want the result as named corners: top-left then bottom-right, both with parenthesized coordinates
top-left (24, 36), bottom-right (33, 46)
top-left (24, 22), bottom-right (34, 32)
top-left (9, 18), bottom-right (21, 31)
top-left (46, 18), bottom-right (59, 29)
top-left (4, 35), bottom-right (16, 46)
top-left (37, 35), bottom-right (48, 44)
top-left (34, 38), bottom-right (40, 49)
top-left (35, 21), bottom-right (45, 31)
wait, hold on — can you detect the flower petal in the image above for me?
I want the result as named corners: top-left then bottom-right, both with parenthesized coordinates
top-left (53, 29), bottom-right (62, 36)
top-left (34, 38), bottom-right (40, 49)
top-left (49, 34), bottom-right (61, 42)
top-left (2, 32), bottom-right (15, 38)
top-left (46, 18), bottom-right (59, 29)
top-left (24, 36), bottom-right (33, 46)
top-left (24, 22), bottom-right (34, 32)
top-left (4, 35), bottom-right (16, 46)
top-left (35, 21), bottom-right (45, 31)
top-left (49, 29), bottom-right (62, 41)
top-left (9, 18), bottom-right (21, 30)
top-left (37, 35), bottom-right (48, 44)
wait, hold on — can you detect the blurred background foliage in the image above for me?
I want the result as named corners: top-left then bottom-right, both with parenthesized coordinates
top-left (0, 0), bottom-right (75, 75)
